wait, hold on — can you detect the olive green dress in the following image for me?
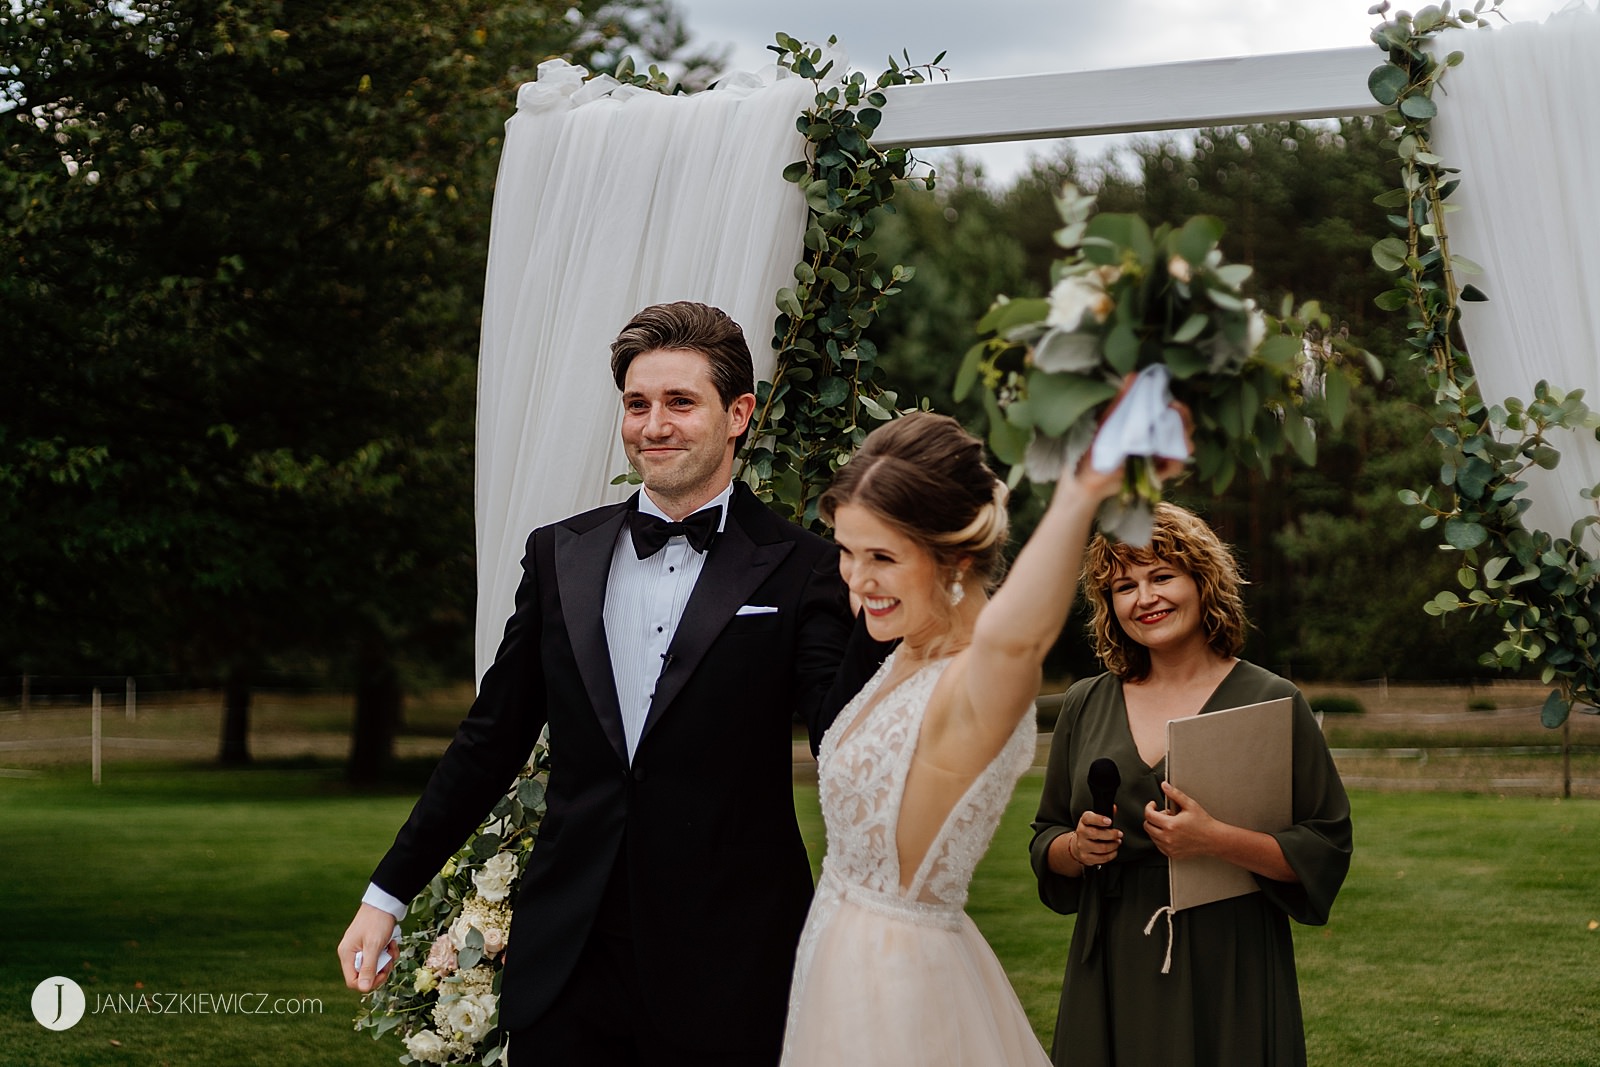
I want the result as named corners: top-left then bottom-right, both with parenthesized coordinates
top-left (1029, 661), bottom-right (1351, 1067)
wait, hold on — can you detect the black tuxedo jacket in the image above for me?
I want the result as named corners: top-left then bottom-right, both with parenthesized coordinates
top-left (371, 484), bottom-right (865, 1052)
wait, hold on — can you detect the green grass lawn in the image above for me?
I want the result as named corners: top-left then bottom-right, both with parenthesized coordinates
top-left (0, 762), bottom-right (414, 1067)
top-left (4, 763), bottom-right (1598, 1066)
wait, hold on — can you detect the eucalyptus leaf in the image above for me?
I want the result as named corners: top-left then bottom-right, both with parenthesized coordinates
top-left (1031, 328), bottom-right (1103, 374)
top-left (1173, 216), bottom-right (1224, 266)
top-left (817, 377), bottom-right (849, 409)
top-left (1025, 371), bottom-right (1119, 437)
top-left (976, 297), bottom-right (1051, 336)
top-left (1324, 369), bottom-right (1351, 428)
top-left (1445, 517), bottom-right (1489, 550)
top-left (1399, 93), bottom-right (1438, 120)
top-left (983, 393), bottom-right (1032, 466)
top-left (1371, 237), bottom-right (1408, 272)
top-left (775, 287), bottom-right (803, 320)
top-left (953, 341), bottom-right (985, 401)
top-left (1256, 334), bottom-right (1302, 371)
top-left (1104, 322), bottom-right (1139, 374)
top-left (1367, 63), bottom-right (1409, 106)
top-left (1282, 411), bottom-right (1317, 466)
top-left (1163, 345), bottom-right (1211, 380)
top-left (1170, 312), bottom-right (1210, 344)
top-left (1541, 688), bottom-right (1570, 728)
top-left (1212, 263), bottom-right (1253, 291)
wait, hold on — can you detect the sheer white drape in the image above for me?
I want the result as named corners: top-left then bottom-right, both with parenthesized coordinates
top-left (473, 61), bottom-right (813, 680)
top-left (1432, 3), bottom-right (1600, 547)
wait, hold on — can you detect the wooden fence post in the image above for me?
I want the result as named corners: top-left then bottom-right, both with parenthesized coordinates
top-left (92, 687), bottom-right (102, 786)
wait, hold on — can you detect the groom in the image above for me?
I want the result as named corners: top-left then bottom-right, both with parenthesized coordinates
top-left (339, 301), bottom-right (879, 1066)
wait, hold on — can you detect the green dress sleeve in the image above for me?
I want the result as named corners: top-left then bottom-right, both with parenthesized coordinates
top-left (1256, 687), bottom-right (1353, 925)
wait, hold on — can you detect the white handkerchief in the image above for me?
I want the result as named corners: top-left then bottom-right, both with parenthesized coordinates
top-left (735, 605), bottom-right (779, 616)
top-left (1090, 364), bottom-right (1191, 474)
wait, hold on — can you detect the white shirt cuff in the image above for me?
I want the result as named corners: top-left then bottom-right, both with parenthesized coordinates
top-left (362, 882), bottom-right (410, 923)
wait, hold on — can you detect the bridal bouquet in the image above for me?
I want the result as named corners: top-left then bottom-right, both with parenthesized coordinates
top-left (957, 185), bottom-right (1379, 542)
top-left (354, 745), bottom-right (549, 1066)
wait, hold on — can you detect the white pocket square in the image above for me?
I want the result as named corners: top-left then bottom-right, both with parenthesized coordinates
top-left (735, 604), bottom-right (779, 616)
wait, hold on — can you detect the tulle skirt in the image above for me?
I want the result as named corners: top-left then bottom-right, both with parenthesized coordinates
top-left (780, 886), bottom-right (1051, 1067)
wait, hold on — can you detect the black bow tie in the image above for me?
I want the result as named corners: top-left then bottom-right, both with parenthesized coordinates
top-left (628, 506), bottom-right (721, 558)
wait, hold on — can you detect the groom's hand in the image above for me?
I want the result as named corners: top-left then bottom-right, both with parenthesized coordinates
top-left (339, 904), bottom-right (399, 992)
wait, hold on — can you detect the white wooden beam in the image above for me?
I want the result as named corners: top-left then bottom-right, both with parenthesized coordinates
top-left (874, 47), bottom-right (1382, 149)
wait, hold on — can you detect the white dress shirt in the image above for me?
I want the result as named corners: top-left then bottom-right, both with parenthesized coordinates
top-left (363, 482), bottom-right (734, 923)
top-left (605, 482), bottom-right (732, 762)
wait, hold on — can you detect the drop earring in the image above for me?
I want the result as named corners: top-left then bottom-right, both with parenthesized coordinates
top-left (949, 576), bottom-right (966, 606)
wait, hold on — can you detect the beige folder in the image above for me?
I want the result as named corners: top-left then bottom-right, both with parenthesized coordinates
top-left (1164, 697), bottom-right (1293, 911)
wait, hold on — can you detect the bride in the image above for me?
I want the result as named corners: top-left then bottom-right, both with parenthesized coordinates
top-left (781, 406), bottom-right (1179, 1065)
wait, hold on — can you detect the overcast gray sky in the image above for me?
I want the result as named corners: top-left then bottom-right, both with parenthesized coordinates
top-left (671, 0), bottom-right (1582, 181)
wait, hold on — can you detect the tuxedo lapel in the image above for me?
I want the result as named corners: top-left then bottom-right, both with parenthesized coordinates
top-left (553, 503), bottom-right (631, 765)
top-left (640, 494), bottom-right (794, 743)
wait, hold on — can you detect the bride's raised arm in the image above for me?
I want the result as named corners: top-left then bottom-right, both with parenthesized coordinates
top-left (954, 460), bottom-right (1124, 749)
top-left (950, 401), bottom-right (1189, 757)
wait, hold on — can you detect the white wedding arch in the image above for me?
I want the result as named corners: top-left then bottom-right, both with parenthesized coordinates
top-left (473, 6), bottom-right (1600, 680)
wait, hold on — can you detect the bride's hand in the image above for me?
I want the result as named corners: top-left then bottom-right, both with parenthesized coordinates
top-left (1063, 373), bottom-right (1192, 499)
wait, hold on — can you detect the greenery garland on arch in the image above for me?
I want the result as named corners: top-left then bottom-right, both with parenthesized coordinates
top-left (738, 34), bottom-right (941, 527)
top-left (1368, 0), bottom-right (1600, 726)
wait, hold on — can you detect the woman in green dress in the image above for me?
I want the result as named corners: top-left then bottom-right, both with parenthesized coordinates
top-left (1030, 503), bottom-right (1352, 1067)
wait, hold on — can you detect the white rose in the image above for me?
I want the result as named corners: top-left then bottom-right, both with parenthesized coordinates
top-left (447, 914), bottom-right (479, 952)
top-left (444, 992), bottom-right (498, 1043)
top-left (1045, 273), bottom-right (1116, 333)
top-left (402, 1028), bottom-right (451, 1064)
top-left (472, 852), bottom-right (519, 903)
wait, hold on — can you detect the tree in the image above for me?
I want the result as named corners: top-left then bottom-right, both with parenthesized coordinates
top-left (1, 0), bottom-right (698, 775)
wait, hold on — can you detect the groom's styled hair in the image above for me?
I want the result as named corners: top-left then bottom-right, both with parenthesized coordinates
top-left (610, 301), bottom-right (756, 406)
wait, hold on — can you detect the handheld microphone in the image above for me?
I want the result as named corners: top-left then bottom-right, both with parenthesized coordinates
top-left (1087, 757), bottom-right (1120, 822)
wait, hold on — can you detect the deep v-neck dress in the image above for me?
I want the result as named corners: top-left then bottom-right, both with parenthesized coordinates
top-left (780, 652), bottom-right (1052, 1066)
top-left (1028, 661), bottom-right (1352, 1067)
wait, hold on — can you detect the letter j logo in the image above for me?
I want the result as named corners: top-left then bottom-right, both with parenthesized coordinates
top-left (31, 977), bottom-right (87, 1031)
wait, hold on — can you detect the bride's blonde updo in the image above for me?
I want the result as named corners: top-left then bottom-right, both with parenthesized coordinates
top-left (819, 412), bottom-right (1010, 597)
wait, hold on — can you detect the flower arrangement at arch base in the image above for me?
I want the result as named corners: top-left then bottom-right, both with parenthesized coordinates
top-left (958, 185), bottom-right (1382, 541)
top-left (354, 745), bottom-right (550, 1065)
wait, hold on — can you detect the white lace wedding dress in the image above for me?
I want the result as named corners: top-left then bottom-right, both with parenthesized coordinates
top-left (780, 654), bottom-right (1052, 1066)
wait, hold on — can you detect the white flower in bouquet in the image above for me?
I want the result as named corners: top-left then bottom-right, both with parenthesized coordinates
top-left (440, 992), bottom-right (498, 1044)
top-left (1044, 269), bottom-right (1116, 333)
top-left (454, 965), bottom-right (496, 997)
top-left (402, 1028), bottom-right (452, 1064)
top-left (471, 851), bottom-right (519, 903)
top-left (413, 967), bottom-right (438, 994)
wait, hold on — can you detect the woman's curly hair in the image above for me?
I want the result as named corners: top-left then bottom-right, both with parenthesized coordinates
top-left (1081, 503), bottom-right (1248, 682)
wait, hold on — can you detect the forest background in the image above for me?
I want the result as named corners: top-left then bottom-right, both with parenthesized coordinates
top-left (1, 0), bottom-right (1508, 782)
